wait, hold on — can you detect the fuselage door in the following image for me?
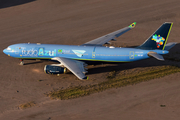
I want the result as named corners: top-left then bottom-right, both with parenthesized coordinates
top-left (129, 51), bottom-right (134, 59)
top-left (15, 47), bottom-right (20, 54)
top-left (92, 47), bottom-right (96, 58)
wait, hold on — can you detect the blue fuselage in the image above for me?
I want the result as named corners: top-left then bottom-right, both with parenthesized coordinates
top-left (3, 43), bottom-right (169, 63)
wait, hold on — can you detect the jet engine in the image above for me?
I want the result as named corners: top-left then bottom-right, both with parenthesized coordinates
top-left (44, 65), bottom-right (67, 74)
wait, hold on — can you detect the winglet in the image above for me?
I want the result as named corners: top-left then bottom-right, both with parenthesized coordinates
top-left (129, 22), bottom-right (136, 28)
top-left (83, 76), bottom-right (89, 80)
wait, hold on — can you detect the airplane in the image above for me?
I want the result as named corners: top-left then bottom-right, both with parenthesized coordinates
top-left (3, 22), bottom-right (176, 80)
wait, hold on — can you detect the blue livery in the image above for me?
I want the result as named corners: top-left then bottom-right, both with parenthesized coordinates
top-left (3, 22), bottom-right (176, 80)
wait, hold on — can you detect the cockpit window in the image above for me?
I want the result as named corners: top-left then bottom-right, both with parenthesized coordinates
top-left (7, 47), bottom-right (11, 50)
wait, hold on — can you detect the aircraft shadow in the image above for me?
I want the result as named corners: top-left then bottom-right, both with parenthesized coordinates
top-left (24, 61), bottom-right (43, 65)
top-left (0, 0), bottom-right (36, 9)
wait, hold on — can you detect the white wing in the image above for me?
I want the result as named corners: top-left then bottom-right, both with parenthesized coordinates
top-left (82, 22), bottom-right (136, 46)
top-left (51, 57), bottom-right (88, 80)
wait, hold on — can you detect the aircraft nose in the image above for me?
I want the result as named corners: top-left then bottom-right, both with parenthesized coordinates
top-left (3, 49), bottom-right (8, 55)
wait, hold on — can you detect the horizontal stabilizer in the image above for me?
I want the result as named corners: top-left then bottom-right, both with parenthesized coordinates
top-left (164, 42), bottom-right (177, 50)
top-left (148, 52), bottom-right (164, 61)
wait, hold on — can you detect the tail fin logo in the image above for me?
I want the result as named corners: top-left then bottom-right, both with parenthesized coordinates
top-left (151, 34), bottom-right (165, 48)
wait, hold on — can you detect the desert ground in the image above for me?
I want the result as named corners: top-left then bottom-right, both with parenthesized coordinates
top-left (0, 0), bottom-right (180, 119)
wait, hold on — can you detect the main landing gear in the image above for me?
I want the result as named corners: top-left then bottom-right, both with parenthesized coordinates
top-left (19, 59), bottom-right (24, 65)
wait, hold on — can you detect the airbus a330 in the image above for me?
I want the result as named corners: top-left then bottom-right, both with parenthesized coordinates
top-left (3, 22), bottom-right (176, 80)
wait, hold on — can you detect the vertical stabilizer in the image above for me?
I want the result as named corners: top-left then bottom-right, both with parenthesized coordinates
top-left (137, 22), bottom-right (173, 50)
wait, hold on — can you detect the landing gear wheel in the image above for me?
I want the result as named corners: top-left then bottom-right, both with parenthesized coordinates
top-left (20, 61), bottom-right (24, 65)
top-left (19, 59), bottom-right (24, 65)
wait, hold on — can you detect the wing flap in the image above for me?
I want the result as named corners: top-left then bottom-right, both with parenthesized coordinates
top-left (83, 35), bottom-right (115, 46)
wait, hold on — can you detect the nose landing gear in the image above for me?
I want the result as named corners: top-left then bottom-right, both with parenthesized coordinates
top-left (19, 59), bottom-right (24, 65)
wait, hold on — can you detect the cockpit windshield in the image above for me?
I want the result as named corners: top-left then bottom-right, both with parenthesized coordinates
top-left (7, 47), bottom-right (11, 50)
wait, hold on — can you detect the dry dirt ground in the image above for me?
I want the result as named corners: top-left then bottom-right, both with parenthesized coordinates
top-left (0, 0), bottom-right (180, 119)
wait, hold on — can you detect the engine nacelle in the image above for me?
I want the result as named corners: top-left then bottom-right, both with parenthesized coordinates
top-left (44, 65), bottom-right (67, 74)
